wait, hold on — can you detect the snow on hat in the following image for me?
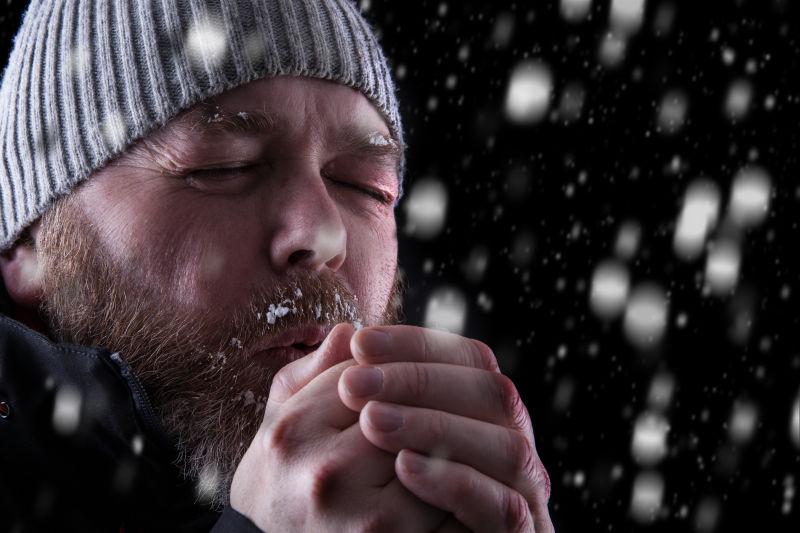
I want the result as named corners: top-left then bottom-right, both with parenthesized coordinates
top-left (0, 0), bottom-right (404, 251)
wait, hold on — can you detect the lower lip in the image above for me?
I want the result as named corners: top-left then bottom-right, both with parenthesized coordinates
top-left (254, 346), bottom-right (310, 368)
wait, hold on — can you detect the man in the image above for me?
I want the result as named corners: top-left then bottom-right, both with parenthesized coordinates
top-left (0, 0), bottom-right (553, 531)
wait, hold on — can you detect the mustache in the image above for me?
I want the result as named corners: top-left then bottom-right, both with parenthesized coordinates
top-left (213, 270), bottom-right (364, 360)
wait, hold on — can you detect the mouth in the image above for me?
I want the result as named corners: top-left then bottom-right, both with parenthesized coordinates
top-left (290, 342), bottom-right (323, 355)
top-left (252, 323), bottom-right (332, 366)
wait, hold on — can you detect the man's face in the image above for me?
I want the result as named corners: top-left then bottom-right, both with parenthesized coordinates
top-left (34, 76), bottom-right (404, 508)
top-left (77, 75), bottom-right (401, 325)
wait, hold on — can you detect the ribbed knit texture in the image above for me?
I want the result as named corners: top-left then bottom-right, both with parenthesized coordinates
top-left (0, 0), bottom-right (404, 251)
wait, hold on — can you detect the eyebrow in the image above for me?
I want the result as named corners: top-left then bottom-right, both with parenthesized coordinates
top-left (179, 105), bottom-right (403, 173)
top-left (338, 128), bottom-right (403, 169)
top-left (187, 105), bottom-right (276, 137)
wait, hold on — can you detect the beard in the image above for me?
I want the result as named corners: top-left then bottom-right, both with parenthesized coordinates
top-left (35, 195), bottom-right (406, 511)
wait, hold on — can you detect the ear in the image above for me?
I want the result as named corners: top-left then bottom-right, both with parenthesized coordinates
top-left (0, 223), bottom-right (44, 309)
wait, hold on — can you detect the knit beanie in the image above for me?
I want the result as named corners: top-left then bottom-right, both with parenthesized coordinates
top-left (0, 0), bottom-right (404, 252)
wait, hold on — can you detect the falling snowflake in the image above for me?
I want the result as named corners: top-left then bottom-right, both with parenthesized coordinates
top-left (52, 385), bottom-right (82, 436)
top-left (185, 19), bottom-right (227, 68)
top-left (630, 470), bottom-right (664, 523)
top-left (424, 286), bottom-right (467, 335)
top-left (504, 60), bottom-right (553, 124)
top-left (725, 79), bottom-right (754, 120)
top-left (590, 260), bottom-right (631, 320)
top-left (791, 393), bottom-right (800, 449)
top-left (560, 0), bottom-right (592, 22)
top-left (632, 411), bottom-right (670, 466)
top-left (705, 240), bottom-right (741, 295)
top-left (623, 283), bottom-right (669, 350)
top-left (131, 434), bottom-right (144, 456)
top-left (403, 177), bottom-right (449, 239)
top-left (195, 463), bottom-right (221, 504)
top-left (674, 179), bottom-right (721, 261)
top-left (610, 0), bottom-right (646, 34)
top-left (657, 89), bottom-right (689, 134)
top-left (728, 400), bottom-right (758, 444)
top-left (729, 166), bottom-right (772, 228)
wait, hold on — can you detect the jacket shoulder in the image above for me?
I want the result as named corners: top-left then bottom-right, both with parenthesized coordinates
top-left (0, 313), bottom-right (220, 532)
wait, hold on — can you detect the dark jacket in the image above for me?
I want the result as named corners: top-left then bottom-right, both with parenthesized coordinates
top-left (0, 310), bottom-right (261, 532)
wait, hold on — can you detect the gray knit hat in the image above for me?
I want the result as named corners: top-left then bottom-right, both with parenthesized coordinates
top-left (0, 0), bottom-right (404, 251)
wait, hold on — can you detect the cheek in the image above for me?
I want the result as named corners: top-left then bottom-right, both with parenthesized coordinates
top-left (169, 218), bottom-right (261, 309)
top-left (77, 179), bottom-right (263, 310)
top-left (342, 215), bottom-right (398, 323)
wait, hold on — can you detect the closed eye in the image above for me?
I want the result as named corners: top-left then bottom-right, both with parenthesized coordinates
top-left (186, 165), bottom-right (256, 181)
top-left (332, 180), bottom-right (393, 205)
top-left (183, 164), bottom-right (261, 194)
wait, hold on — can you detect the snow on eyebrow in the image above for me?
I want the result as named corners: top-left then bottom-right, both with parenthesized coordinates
top-left (339, 127), bottom-right (402, 164)
top-left (367, 131), bottom-right (396, 147)
top-left (184, 105), bottom-right (276, 137)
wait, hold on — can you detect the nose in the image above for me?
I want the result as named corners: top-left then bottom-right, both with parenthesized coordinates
top-left (267, 167), bottom-right (347, 274)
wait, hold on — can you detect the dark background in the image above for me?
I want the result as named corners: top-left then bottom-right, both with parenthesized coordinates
top-left (2, 1), bottom-right (799, 532)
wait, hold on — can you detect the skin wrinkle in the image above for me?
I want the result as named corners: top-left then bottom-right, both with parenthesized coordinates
top-left (192, 109), bottom-right (402, 173)
top-left (170, 88), bottom-right (401, 197)
top-left (136, 123), bottom-right (398, 208)
top-left (85, 184), bottom-right (187, 292)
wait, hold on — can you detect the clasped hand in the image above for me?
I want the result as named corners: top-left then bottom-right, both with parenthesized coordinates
top-left (230, 323), bottom-right (553, 532)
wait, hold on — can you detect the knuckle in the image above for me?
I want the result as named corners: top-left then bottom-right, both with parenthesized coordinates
top-left (430, 408), bottom-right (451, 441)
top-left (507, 431), bottom-right (537, 482)
top-left (308, 459), bottom-right (341, 511)
top-left (503, 491), bottom-right (531, 533)
top-left (406, 363), bottom-right (431, 398)
top-left (359, 513), bottom-right (394, 533)
top-left (445, 473), bottom-right (479, 519)
top-left (418, 329), bottom-right (434, 361)
top-left (542, 461), bottom-right (552, 502)
top-left (494, 373), bottom-right (525, 428)
top-left (472, 339), bottom-right (500, 371)
top-left (269, 367), bottom-right (295, 401)
top-left (264, 410), bottom-right (304, 459)
top-left (531, 454), bottom-right (551, 503)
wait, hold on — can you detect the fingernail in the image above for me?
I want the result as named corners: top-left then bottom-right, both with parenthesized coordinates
top-left (367, 402), bottom-right (403, 432)
top-left (401, 450), bottom-right (428, 474)
top-left (357, 329), bottom-right (390, 356)
top-left (344, 367), bottom-right (383, 397)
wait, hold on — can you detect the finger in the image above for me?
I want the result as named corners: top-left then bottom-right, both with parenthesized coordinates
top-left (435, 515), bottom-right (471, 533)
top-left (265, 357), bottom-right (359, 441)
top-left (312, 423), bottom-right (397, 501)
top-left (265, 325), bottom-right (360, 436)
top-left (268, 322), bottom-right (355, 404)
top-left (350, 325), bottom-right (500, 372)
top-left (530, 464), bottom-right (555, 533)
top-left (372, 478), bottom-right (450, 533)
top-left (395, 450), bottom-right (538, 533)
top-left (358, 401), bottom-right (549, 507)
top-left (339, 363), bottom-right (525, 428)
top-left (306, 423), bottom-right (449, 531)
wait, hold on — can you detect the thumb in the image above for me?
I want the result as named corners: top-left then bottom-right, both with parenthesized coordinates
top-left (267, 323), bottom-right (356, 404)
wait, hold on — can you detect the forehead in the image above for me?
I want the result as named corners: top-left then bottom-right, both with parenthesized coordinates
top-left (166, 76), bottom-right (394, 144)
